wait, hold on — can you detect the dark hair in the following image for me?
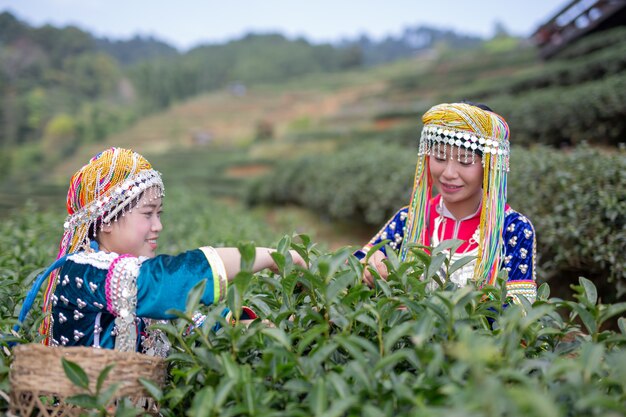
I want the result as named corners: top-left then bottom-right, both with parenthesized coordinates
top-left (460, 100), bottom-right (493, 112)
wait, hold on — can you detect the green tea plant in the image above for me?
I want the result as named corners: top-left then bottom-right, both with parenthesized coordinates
top-left (2, 229), bottom-right (626, 416)
top-left (490, 71), bottom-right (626, 147)
top-left (451, 41), bottom-right (626, 101)
top-left (508, 145), bottom-right (626, 298)
top-left (556, 26), bottom-right (626, 60)
top-left (246, 141), bottom-right (415, 225)
top-left (150, 238), bottom-right (626, 416)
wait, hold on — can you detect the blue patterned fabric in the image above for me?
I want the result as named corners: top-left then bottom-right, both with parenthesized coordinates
top-left (50, 249), bottom-right (219, 350)
top-left (355, 200), bottom-right (537, 299)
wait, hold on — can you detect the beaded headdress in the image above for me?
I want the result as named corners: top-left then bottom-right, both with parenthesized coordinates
top-left (399, 103), bottom-right (510, 287)
top-left (40, 147), bottom-right (164, 339)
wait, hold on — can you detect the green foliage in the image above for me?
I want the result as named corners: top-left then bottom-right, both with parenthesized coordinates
top-left (489, 72), bottom-right (626, 147)
top-left (389, 47), bottom-right (536, 92)
top-left (508, 145), bottom-right (626, 297)
top-left (247, 143), bottom-right (626, 302)
top-left (24, 88), bottom-right (47, 133)
top-left (61, 359), bottom-right (139, 415)
top-left (129, 33), bottom-right (362, 111)
top-left (1, 196), bottom-right (626, 415)
top-left (42, 113), bottom-right (78, 161)
top-left (482, 35), bottom-right (521, 53)
top-left (0, 190), bottom-right (282, 412)
top-left (149, 243), bottom-right (626, 416)
top-left (44, 113), bottom-right (76, 139)
top-left (62, 52), bottom-right (120, 99)
top-left (75, 102), bottom-right (138, 144)
top-left (146, 148), bottom-right (269, 201)
top-left (158, 186), bottom-right (280, 254)
top-left (453, 41), bottom-right (626, 101)
top-left (246, 141), bottom-right (415, 225)
top-left (555, 26), bottom-right (626, 60)
top-left (382, 27), bottom-right (626, 150)
top-left (0, 201), bottom-right (61, 334)
top-left (94, 35), bottom-right (179, 66)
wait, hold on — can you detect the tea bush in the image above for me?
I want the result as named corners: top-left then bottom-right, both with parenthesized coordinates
top-left (452, 41), bottom-right (626, 101)
top-left (508, 145), bottom-right (626, 297)
top-left (555, 26), bottom-right (626, 60)
top-left (246, 141), bottom-right (416, 226)
top-left (8, 237), bottom-right (626, 416)
top-left (247, 143), bottom-right (626, 301)
top-left (489, 72), bottom-right (626, 147)
top-left (0, 173), bottom-right (292, 413)
top-left (389, 47), bottom-right (535, 92)
top-left (153, 238), bottom-right (626, 416)
top-left (2, 194), bottom-right (626, 416)
top-left (376, 71), bottom-right (626, 148)
top-left (379, 27), bottom-right (626, 149)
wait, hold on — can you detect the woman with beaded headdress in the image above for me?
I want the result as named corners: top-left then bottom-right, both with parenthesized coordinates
top-left (355, 102), bottom-right (537, 303)
top-left (18, 147), bottom-right (305, 355)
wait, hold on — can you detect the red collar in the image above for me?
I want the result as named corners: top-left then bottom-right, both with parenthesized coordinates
top-left (429, 194), bottom-right (510, 220)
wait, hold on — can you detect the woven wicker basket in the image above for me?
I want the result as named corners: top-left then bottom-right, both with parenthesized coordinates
top-left (9, 344), bottom-right (167, 417)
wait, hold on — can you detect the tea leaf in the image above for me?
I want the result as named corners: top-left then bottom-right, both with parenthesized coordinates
top-left (64, 394), bottom-right (98, 409)
top-left (537, 282), bottom-right (550, 300)
top-left (238, 242), bottom-right (256, 272)
top-left (325, 396), bottom-right (358, 417)
top-left (599, 302), bottom-right (626, 324)
top-left (185, 279), bottom-right (206, 314)
top-left (326, 271), bottom-right (353, 302)
top-left (61, 358), bottom-right (89, 390)
top-left (261, 327), bottom-right (292, 350)
top-left (579, 277), bottom-right (598, 306)
top-left (432, 239), bottom-right (464, 256)
top-left (448, 255), bottom-right (476, 278)
top-left (309, 377), bottom-right (327, 416)
top-left (96, 382), bottom-right (120, 408)
top-left (139, 377), bottom-right (163, 402)
top-left (571, 303), bottom-right (597, 335)
top-left (189, 386), bottom-right (215, 416)
top-left (383, 321), bottom-right (414, 353)
top-left (95, 363), bottom-right (115, 394)
top-left (618, 317), bottom-right (626, 335)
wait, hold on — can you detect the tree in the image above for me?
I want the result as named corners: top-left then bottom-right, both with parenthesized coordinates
top-left (42, 113), bottom-right (77, 161)
top-left (63, 52), bottom-right (120, 99)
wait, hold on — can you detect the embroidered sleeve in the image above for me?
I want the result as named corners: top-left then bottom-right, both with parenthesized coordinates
top-left (354, 207), bottom-right (409, 260)
top-left (135, 249), bottom-right (226, 319)
top-left (502, 210), bottom-right (537, 304)
top-left (199, 246), bottom-right (228, 304)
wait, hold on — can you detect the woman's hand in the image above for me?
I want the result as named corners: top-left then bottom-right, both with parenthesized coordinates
top-left (362, 250), bottom-right (388, 287)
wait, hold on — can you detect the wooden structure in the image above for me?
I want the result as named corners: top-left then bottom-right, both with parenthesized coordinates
top-left (533, 0), bottom-right (626, 59)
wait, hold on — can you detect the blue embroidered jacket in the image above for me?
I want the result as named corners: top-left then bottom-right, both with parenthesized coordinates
top-left (49, 248), bottom-right (227, 353)
top-left (355, 195), bottom-right (537, 302)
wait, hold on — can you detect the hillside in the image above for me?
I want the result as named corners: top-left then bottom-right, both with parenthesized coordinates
top-left (1, 17), bottom-right (624, 302)
top-left (47, 38), bottom-right (537, 182)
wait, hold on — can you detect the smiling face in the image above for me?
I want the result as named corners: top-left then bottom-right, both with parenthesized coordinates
top-left (98, 189), bottom-right (163, 258)
top-left (429, 146), bottom-right (484, 219)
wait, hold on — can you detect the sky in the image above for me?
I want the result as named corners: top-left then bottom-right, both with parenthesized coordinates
top-left (0, 0), bottom-right (567, 51)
